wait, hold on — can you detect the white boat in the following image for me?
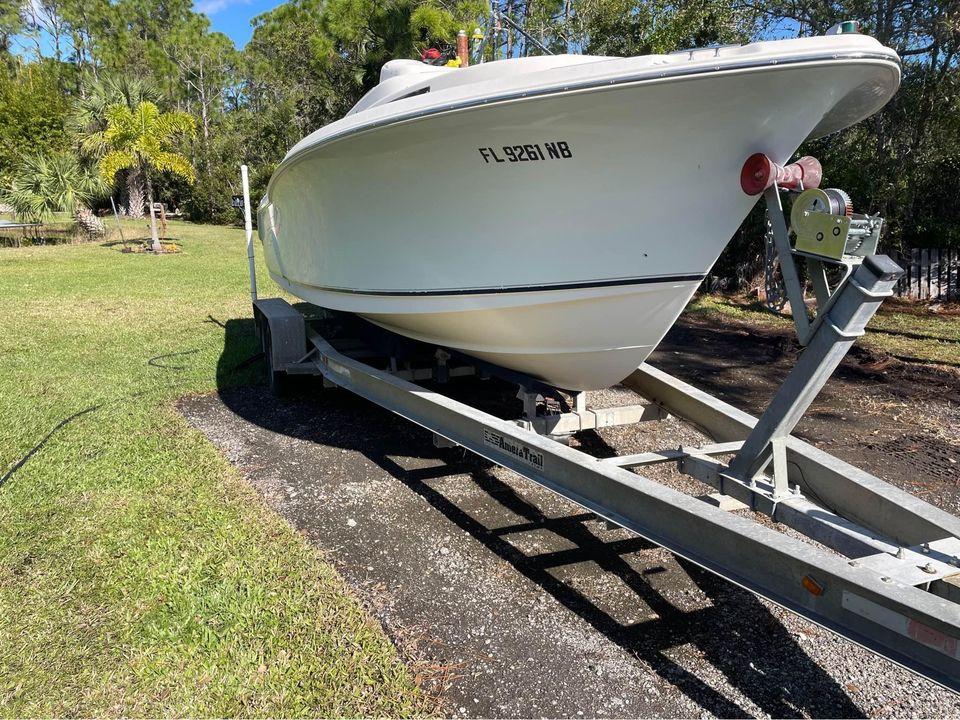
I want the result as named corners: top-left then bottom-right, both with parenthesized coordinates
top-left (257, 30), bottom-right (900, 390)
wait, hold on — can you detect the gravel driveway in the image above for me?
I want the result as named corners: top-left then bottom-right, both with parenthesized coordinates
top-left (180, 315), bottom-right (960, 718)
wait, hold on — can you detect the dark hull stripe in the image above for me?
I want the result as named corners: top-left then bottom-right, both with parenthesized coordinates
top-left (300, 273), bottom-right (706, 297)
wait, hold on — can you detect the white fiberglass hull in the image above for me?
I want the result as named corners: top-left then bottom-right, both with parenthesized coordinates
top-left (275, 274), bottom-right (698, 389)
top-left (259, 35), bottom-right (900, 390)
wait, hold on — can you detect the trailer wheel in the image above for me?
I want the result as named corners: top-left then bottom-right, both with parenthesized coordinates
top-left (262, 323), bottom-right (293, 396)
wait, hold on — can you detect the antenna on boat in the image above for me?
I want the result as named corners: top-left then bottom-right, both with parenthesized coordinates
top-left (476, 1), bottom-right (553, 61)
top-left (497, 9), bottom-right (554, 55)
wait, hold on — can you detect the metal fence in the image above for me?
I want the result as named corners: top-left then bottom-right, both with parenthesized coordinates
top-left (891, 247), bottom-right (959, 301)
top-left (0, 214), bottom-right (79, 247)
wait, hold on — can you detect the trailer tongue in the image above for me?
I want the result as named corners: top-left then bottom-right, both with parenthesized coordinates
top-left (242, 164), bottom-right (960, 694)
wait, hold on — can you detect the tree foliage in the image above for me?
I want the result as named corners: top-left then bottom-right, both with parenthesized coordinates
top-left (780, 0), bottom-right (960, 249)
top-left (3, 150), bottom-right (106, 237)
top-left (0, 0), bottom-right (956, 256)
top-left (0, 60), bottom-right (70, 184)
top-left (97, 101), bottom-right (196, 184)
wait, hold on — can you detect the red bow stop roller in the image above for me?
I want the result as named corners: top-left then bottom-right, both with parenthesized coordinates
top-left (740, 153), bottom-right (823, 195)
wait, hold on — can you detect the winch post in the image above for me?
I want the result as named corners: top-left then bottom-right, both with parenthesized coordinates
top-left (764, 185), bottom-right (811, 343)
top-left (807, 257), bottom-right (832, 308)
top-left (726, 255), bottom-right (902, 488)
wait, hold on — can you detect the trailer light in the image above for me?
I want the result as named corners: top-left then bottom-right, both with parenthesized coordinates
top-left (802, 574), bottom-right (824, 596)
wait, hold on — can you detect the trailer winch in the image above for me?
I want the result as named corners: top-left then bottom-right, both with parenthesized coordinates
top-left (791, 187), bottom-right (883, 262)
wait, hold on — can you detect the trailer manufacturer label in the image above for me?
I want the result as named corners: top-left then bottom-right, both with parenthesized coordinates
top-left (483, 428), bottom-right (544, 470)
top-left (478, 141), bottom-right (572, 164)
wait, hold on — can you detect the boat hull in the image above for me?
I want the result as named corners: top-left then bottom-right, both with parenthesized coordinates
top-left (273, 273), bottom-right (699, 389)
top-left (259, 55), bottom-right (900, 389)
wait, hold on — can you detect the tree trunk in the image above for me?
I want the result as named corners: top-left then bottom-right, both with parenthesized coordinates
top-left (74, 205), bottom-right (105, 239)
top-left (146, 172), bottom-right (162, 253)
top-left (125, 169), bottom-right (146, 218)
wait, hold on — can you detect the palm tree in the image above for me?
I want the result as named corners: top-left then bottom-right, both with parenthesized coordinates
top-left (98, 101), bottom-right (196, 252)
top-left (72, 76), bottom-right (160, 219)
top-left (4, 152), bottom-right (106, 238)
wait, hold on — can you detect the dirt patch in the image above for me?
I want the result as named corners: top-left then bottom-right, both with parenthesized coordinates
top-left (881, 298), bottom-right (960, 318)
top-left (662, 315), bottom-right (960, 504)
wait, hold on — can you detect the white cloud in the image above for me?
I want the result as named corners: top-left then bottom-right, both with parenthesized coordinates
top-left (194, 0), bottom-right (249, 16)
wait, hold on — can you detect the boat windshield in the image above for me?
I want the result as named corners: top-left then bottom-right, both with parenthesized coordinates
top-left (348, 54), bottom-right (609, 116)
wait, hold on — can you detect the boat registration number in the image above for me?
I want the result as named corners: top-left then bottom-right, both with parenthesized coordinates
top-left (478, 142), bottom-right (572, 164)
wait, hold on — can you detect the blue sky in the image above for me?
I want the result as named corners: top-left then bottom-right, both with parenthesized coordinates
top-left (196, 0), bottom-right (285, 47)
top-left (14, 0), bottom-right (802, 55)
top-left (200, 3), bottom-right (802, 49)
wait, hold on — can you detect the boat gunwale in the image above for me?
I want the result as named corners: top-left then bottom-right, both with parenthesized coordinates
top-left (264, 49), bottom-right (901, 202)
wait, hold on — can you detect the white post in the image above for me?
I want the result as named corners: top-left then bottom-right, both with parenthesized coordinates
top-left (241, 164), bottom-right (257, 303)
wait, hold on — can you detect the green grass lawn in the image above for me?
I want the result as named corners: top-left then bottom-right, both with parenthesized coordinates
top-left (0, 222), bottom-right (427, 717)
top-left (687, 293), bottom-right (960, 369)
top-left (2, 223), bottom-right (953, 717)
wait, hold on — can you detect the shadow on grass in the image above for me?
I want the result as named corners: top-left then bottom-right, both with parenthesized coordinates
top-left (209, 314), bottom-right (866, 720)
top-left (100, 237), bottom-right (183, 248)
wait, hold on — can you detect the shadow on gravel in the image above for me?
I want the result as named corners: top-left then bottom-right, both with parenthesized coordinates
top-left (213, 316), bottom-right (865, 719)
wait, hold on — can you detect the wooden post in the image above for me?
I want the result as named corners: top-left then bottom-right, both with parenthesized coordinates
top-left (155, 203), bottom-right (168, 237)
top-left (457, 29), bottom-right (469, 67)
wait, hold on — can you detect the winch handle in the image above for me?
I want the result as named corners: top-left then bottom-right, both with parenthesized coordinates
top-left (740, 153), bottom-right (822, 195)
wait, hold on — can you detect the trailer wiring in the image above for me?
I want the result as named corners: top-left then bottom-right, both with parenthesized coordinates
top-left (147, 349), bottom-right (199, 370)
top-left (0, 315), bottom-right (257, 490)
top-left (0, 404), bottom-right (102, 488)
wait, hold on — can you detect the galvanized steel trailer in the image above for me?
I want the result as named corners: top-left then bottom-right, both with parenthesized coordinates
top-left (240, 166), bottom-right (960, 694)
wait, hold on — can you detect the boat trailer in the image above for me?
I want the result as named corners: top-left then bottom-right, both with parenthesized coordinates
top-left (239, 165), bottom-right (960, 694)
